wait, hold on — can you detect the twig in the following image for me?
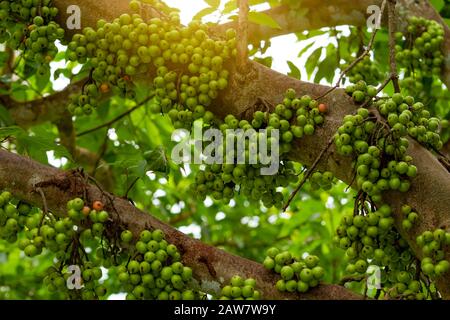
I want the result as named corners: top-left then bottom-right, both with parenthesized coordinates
top-left (237, 0), bottom-right (249, 72)
top-left (35, 187), bottom-right (48, 215)
top-left (387, 0), bottom-right (400, 93)
top-left (374, 288), bottom-right (382, 299)
top-left (438, 155), bottom-right (450, 173)
top-left (86, 174), bottom-right (122, 223)
top-left (10, 54), bottom-right (23, 74)
top-left (345, 170), bottom-right (358, 192)
top-left (333, 28), bottom-right (341, 66)
top-left (124, 177), bottom-right (140, 199)
top-left (169, 211), bottom-right (194, 225)
top-left (77, 93), bottom-right (155, 137)
top-left (360, 77), bottom-right (392, 108)
top-left (1, 47), bottom-right (15, 76)
top-left (37, 0), bottom-right (43, 17)
top-left (283, 136), bottom-right (335, 211)
top-left (315, 0), bottom-right (387, 101)
top-left (35, 187), bottom-right (49, 231)
top-left (91, 130), bottom-right (110, 177)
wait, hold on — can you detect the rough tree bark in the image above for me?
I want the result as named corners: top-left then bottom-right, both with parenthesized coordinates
top-left (0, 0), bottom-right (449, 298)
top-left (0, 149), bottom-right (361, 300)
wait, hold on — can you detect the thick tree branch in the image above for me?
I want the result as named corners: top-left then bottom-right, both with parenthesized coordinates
top-left (0, 149), bottom-right (361, 300)
top-left (443, 140), bottom-right (450, 158)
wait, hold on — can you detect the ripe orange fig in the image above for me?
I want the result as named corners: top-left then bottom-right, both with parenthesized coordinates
top-left (93, 201), bottom-right (104, 211)
top-left (82, 206), bottom-right (91, 216)
top-left (318, 103), bottom-right (328, 113)
top-left (100, 83), bottom-right (110, 93)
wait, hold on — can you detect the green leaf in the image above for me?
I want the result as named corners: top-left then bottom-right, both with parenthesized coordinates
top-left (223, 0), bottom-right (268, 14)
top-left (144, 146), bottom-right (170, 174)
top-left (254, 56), bottom-right (273, 68)
top-left (34, 69), bottom-right (51, 92)
top-left (444, 17), bottom-right (450, 27)
top-left (53, 51), bottom-right (66, 62)
top-left (430, 0), bottom-right (445, 11)
top-left (305, 47), bottom-right (322, 77)
top-left (193, 7), bottom-right (217, 21)
top-left (0, 126), bottom-right (72, 161)
top-left (145, 119), bottom-right (164, 146)
top-left (132, 160), bottom-right (148, 178)
top-left (205, 0), bottom-right (221, 8)
top-left (0, 126), bottom-right (24, 139)
top-left (54, 68), bottom-right (72, 80)
top-left (109, 156), bottom-right (144, 171)
top-left (0, 52), bottom-right (8, 65)
top-left (248, 11), bottom-right (281, 29)
top-left (223, 0), bottom-right (237, 14)
top-left (0, 87), bottom-right (8, 95)
top-left (297, 42), bottom-right (315, 58)
top-left (23, 60), bottom-right (37, 78)
top-left (315, 51), bottom-right (338, 84)
top-left (296, 30), bottom-right (326, 41)
top-left (17, 134), bottom-right (72, 161)
top-left (287, 61), bottom-right (301, 79)
top-left (0, 105), bottom-right (13, 126)
top-left (10, 83), bottom-right (30, 101)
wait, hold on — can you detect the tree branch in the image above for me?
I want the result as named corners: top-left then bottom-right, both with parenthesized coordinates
top-left (443, 140), bottom-right (450, 158)
top-left (0, 149), bottom-right (362, 300)
top-left (387, 0), bottom-right (400, 93)
top-left (237, 0), bottom-right (249, 71)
